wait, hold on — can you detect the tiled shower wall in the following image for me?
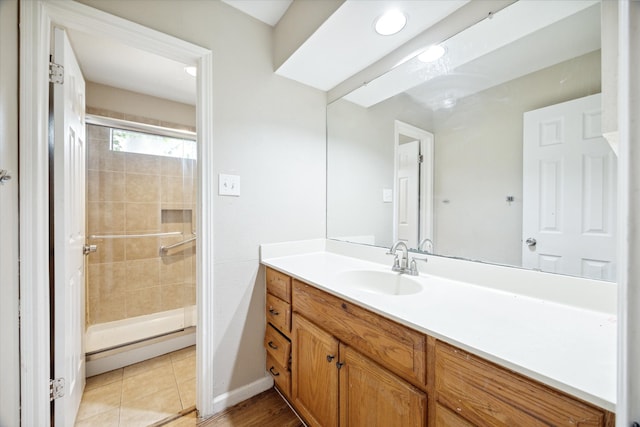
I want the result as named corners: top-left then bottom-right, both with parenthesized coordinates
top-left (86, 123), bottom-right (196, 325)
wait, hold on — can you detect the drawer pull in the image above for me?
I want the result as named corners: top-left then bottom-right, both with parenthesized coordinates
top-left (269, 366), bottom-right (280, 377)
top-left (268, 308), bottom-right (280, 316)
top-left (326, 355), bottom-right (335, 362)
top-left (268, 341), bottom-right (278, 350)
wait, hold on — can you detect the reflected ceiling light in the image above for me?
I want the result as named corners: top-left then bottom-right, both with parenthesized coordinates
top-left (184, 66), bottom-right (197, 77)
top-left (374, 10), bottom-right (407, 36)
top-left (418, 45), bottom-right (446, 63)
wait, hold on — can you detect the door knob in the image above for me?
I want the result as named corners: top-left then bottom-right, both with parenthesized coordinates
top-left (0, 169), bottom-right (11, 184)
top-left (83, 244), bottom-right (97, 255)
top-left (525, 238), bottom-right (537, 247)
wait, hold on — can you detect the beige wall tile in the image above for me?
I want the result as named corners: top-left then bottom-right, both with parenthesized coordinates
top-left (125, 236), bottom-right (160, 261)
top-left (125, 202), bottom-right (160, 232)
top-left (185, 284), bottom-right (196, 306)
top-left (126, 258), bottom-right (161, 290)
top-left (87, 170), bottom-right (125, 202)
top-left (126, 173), bottom-right (160, 203)
top-left (160, 284), bottom-right (185, 311)
top-left (126, 152), bottom-right (160, 175)
top-left (87, 238), bottom-right (125, 264)
top-left (90, 291), bottom-right (127, 324)
top-left (160, 255), bottom-right (186, 285)
top-left (87, 262), bottom-right (127, 302)
top-left (87, 135), bottom-right (125, 173)
top-left (161, 175), bottom-right (193, 205)
top-left (161, 156), bottom-right (185, 177)
top-left (126, 287), bottom-right (161, 318)
top-left (87, 202), bottom-right (125, 234)
top-left (87, 123), bottom-right (111, 140)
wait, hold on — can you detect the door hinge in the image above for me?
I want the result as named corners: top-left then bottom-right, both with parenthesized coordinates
top-left (49, 62), bottom-right (64, 84)
top-left (418, 154), bottom-right (424, 163)
top-left (50, 378), bottom-right (65, 401)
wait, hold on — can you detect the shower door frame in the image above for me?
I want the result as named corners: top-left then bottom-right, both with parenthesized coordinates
top-left (19, 0), bottom-right (215, 424)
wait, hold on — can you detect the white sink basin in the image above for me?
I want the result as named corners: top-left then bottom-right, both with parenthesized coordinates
top-left (335, 270), bottom-right (423, 296)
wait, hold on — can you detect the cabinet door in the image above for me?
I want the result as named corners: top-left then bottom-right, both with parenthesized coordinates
top-left (292, 314), bottom-right (339, 427)
top-left (339, 345), bottom-right (427, 427)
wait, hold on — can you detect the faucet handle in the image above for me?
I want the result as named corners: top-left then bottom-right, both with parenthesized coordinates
top-left (392, 255), bottom-right (400, 270)
top-left (408, 258), bottom-right (418, 275)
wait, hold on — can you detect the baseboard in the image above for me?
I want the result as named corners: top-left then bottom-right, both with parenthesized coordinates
top-left (212, 376), bottom-right (274, 414)
top-left (86, 329), bottom-right (196, 376)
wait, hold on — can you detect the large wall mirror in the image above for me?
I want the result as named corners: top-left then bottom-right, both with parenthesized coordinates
top-left (327, 0), bottom-right (617, 282)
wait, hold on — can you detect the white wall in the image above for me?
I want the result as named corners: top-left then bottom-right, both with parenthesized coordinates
top-left (327, 95), bottom-right (432, 248)
top-left (0, 0), bottom-right (20, 425)
top-left (86, 81), bottom-right (196, 128)
top-left (432, 51), bottom-right (601, 265)
top-left (77, 0), bottom-right (326, 400)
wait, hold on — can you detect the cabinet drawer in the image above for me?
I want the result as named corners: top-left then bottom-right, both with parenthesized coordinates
top-left (267, 353), bottom-right (291, 398)
top-left (266, 267), bottom-right (291, 303)
top-left (267, 293), bottom-right (291, 334)
top-left (264, 324), bottom-right (291, 368)
top-left (293, 279), bottom-right (426, 388)
top-left (435, 341), bottom-right (607, 426)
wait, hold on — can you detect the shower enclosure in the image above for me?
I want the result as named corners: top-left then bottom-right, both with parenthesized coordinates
top-left (84, 118), bottom-right (197, 354)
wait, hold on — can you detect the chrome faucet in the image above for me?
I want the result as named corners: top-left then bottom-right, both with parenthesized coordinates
top-left (418, 238), bottom-right (434, 253)
top-left (387, 241), bottom-right (419, 275)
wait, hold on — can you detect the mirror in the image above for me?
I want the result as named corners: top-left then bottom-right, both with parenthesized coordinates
top-left (327, 0), bottom-right (617, 281)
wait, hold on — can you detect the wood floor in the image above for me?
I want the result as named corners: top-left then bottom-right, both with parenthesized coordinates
top-left (161, 388), bottom-right (303, 427)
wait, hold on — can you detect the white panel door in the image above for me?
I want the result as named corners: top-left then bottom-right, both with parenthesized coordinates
top-left (396, 140), bottom-right (420, 248)
top-left (53, 27), bottom-right (86, 427)
top-left (522, 93), bottom-right (616, 280)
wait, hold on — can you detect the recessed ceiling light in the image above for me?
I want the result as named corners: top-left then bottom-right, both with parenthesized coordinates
top-left (184, 66), bottom-right (197, 77)
top-left (418, 45), bottom-right (446, 63)
top-left (374, 10), bottom-right (407, 36)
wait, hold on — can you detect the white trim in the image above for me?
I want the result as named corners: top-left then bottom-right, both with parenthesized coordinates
top-left (393, 120), bottom-right (435, 248)
top-left (212, 376), bottom-right (274, 414)
top-left (19, 1), bottom-right (215, 424)
top-left (617, 1), bottom-right (638, 425)
top-left (196, 50), bottom-right (216, 418)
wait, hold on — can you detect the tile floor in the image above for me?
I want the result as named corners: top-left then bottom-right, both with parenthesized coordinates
top-left (75, 346), bottom-right (196, 427)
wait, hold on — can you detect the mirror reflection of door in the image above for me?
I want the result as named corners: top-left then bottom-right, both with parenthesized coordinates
top-left (397, 138), bottom-right (420, 248)
top-left (522, 93), bottom-right (617, 280)
top-left (394, 121), bottom-right (434, 251)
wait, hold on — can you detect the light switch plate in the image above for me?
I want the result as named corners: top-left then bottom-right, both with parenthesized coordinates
top-left (383, 188), bottom-right (393, 203)
top-left (219, 174), bottom-right (240, 196)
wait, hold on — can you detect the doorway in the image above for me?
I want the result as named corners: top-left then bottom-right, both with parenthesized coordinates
top-left (19, 1), bottom-right (215, 424)
top-left (393, 120), bottom-right (434, 251)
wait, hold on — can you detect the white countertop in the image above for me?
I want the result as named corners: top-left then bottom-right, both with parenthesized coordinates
top-left (260, 239), bottom-right (617, 412)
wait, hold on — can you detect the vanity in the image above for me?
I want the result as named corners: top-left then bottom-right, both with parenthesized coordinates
top-left (261, 239), bottom-right (616, 426)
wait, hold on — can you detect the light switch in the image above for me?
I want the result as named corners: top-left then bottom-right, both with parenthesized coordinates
top-left (219, 174), bottom-right (240, 196)
top-left (383, 188), bottom-right (393, 203)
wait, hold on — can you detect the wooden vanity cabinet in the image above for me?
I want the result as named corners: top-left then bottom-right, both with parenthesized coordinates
top-left (265, 267), bottom-right (293, 398)
top-left (435, 341), bottom-right (613, 426)
top-left (264, 267), bottom-right (614, 427)
top-left (291, 314), bottom-right (339, 427)
top-left (291, 313), bottom-right (427, 427)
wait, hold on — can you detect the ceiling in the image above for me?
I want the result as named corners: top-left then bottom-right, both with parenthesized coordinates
top-left (66, 0), bottom-right (475, 106)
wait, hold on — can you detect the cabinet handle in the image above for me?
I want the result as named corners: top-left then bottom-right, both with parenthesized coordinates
top-left (269, 366), bottom-right (280, 377)
top-left (268, 341), bottom-right (278, 350)
top-left (336, 362), bottom-right (344, 369)
top-left (269, 308), bottom-right (279, 316)
top-left (326, 355), bottom-right (335, 362)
